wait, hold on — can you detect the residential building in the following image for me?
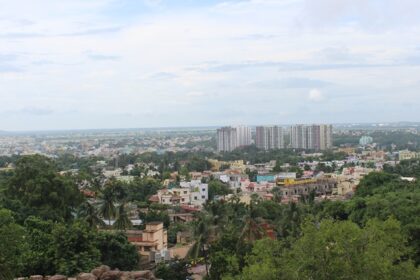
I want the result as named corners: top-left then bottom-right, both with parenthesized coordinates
top-left (217, 126), bottom-right (238, 152)
top-left (399, 150), bottom-right (419, 161)
top-left (290, 124), bottom-right (332, 150)
top-left (235, 125), bottom-right (252, 147)
top-left (154, 180), bottom-right (208, 206)
top-left (126, 222), bottom-right (168, 257)
top-left (217, 126), bottom-right (251, 152)
top-left (255, 126), bottom-right (284, 150)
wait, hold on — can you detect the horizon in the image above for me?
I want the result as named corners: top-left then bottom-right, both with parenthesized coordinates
top-left (1, 121), bottom-right (419, 134)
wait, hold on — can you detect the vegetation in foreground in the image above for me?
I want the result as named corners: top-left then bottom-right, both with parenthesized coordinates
top-left (0, 152), bottom-right (419, 279)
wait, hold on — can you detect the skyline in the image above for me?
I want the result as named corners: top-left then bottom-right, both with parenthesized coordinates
top-left (1, 0), bottom-right (420, 130)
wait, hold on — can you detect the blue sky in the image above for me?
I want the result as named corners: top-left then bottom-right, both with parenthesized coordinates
top-left (0, 0), bottom-right (420, 130)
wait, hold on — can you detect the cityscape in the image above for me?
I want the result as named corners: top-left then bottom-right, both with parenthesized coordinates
top-left (1, 122), bottom-right (420, 278)
top-left (1, 1), bottom-right (420, 280)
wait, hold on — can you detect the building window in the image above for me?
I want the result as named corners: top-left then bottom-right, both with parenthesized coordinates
top-left (202, 195), bottom-right (205, 199)
top-left (184, 191), bottom-right (187, 194)
top-left (182, 198), bottom-right (185, 202)
top-left (194, 196), bottom-right (198, 200)
top-left (202, 188), bottom-right (205, 192)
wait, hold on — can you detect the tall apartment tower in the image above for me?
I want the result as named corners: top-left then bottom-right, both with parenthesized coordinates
top-left (235, 125), bottom-right (252, 147)
top-left (319, 124), bottom-right (333, 150)
top-left (290, 124), bottom-right (307, 149)
top-left (290, 124), bottom-right (332, 150)
top-left (256, 126), bottom-right (284, 150)
top-left (217, 127), bottom-right (238, 152)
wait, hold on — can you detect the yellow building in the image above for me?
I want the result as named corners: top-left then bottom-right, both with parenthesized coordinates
top-left (126, 222), bottom-right (168, 257)
top-left (399, 150), bottom-right (419, 161)
top-left (208, 159), bottom-right (246, 172)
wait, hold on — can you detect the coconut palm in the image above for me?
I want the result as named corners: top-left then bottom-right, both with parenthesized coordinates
top-left (77, 200), bottom-right (105, 228)
top-left (238, 194), bottom-right (266, 243)
top-left (188, 211), bottom-right (215, 277)
top-left (114, 203), bottom-right (132, 230)
top-left (98, 187), bottom-right (117, 227)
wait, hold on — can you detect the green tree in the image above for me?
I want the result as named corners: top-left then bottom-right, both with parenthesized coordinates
top-left (98, 186), bottom-right (117, 226)
top-left (188, 212), bottom-right (215, 276)
top-left (5, 155), bottom-right (84, 222)
top-left (77, 200), bottom-right (105, 228)
top-left (22, 216), bottom-right (56, 276)
top-left (223, 238), bottom-right (284, 280)
top-left (96, 231), bottom-right (139, 270)
top-left (113, 203), bottom-right (132, 230)
top-left (125, 177), bottom-right (162, 202)
top-left (155, 258), bottom-right (191, 280)
top-left (52, 220), bottom-right (100, 276)
top-left (281, 218), bottom-right (419, 280)
top-left (0, 209), bottom-right (27, 279)
top-left (208, 180), bottom-right (232, 200)
top-left (355, 172), bottom-right (399, 197)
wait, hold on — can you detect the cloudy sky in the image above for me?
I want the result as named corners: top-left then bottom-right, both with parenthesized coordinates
top-left (1, 0), bottom-right (420, 130)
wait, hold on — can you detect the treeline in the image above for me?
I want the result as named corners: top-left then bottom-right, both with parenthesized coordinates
top-left (334, 130), bottom-right (420, 150)
top-left (384, 159), bottom-right (420, 178)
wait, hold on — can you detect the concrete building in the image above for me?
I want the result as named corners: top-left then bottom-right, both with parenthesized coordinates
top-left (278, 178), bottom-right (337, 199)
top-left (235, 125), bottom-right (252, 147)
top-left (217, 126), bottom-right (251, 152)
top-left (217, 126), bottom-right (238, 152)
top-left (399, 150), bottom-right (419, 161)
top-left (155, 180), bottom-right (208, 207)
top-left (255, 126), bottom-right (284, 150)
top-left (290, 124), bottom-right (332, 150)
top-left (126, 222), bottom-right (168, 257)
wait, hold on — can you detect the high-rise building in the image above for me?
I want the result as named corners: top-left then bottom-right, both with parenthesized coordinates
top-left (290, 124), bottom-right (307, 149)
top-left (319, 124), bottom-right (332, 150)
top-left (256, 126), bottom-right (284, 150)
top-left (290, 124), bottom-right (332, 150)
top-left (217, 126), bottom-right (251, 152)
top-left (235, 125), bottom-right (252, 147)
top-left (217, 127), bottom-right (238, 152)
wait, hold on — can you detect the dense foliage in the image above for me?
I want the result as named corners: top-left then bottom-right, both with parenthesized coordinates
top-left (0, 155), bottom-right (139, 278)
top-left (186, 172), bottom-right (420, 279)
top-left (1, 150), bottom-right (420, 279)
top-left (384, 159), bottom-right (420, 178)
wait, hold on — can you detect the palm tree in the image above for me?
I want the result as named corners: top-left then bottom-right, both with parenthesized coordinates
top-left (188, 211), bottom-right (214, 277)
top-left (77, 200), bottom-right (105, 228)
top-left (98, 187), bottom-right (117, 227)
top-left (239, 214), bottom-right (265, 242)
top-left (114, 203), bottom-right (132, 230)
top-left (278, 202), bottom-right (302, 238)
top-left (238, 194), bottom-right (266, 244)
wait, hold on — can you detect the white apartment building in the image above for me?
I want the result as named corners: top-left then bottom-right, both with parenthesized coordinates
top-left (157, 180), bottom-right (208, 206)
top-left (235, 125), bottom-right (252, 147)
top-left (255, 126), bottom-right (284, 150)
top-left (217, 127), bottom-right (238, 152)
top-left (217, 125), bottom-right (251, 152)
top-left (290, 124), bottom-right (332, 150)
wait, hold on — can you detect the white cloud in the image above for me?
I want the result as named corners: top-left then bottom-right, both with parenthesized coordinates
top-left (308, 89), bottom-right (324, 102)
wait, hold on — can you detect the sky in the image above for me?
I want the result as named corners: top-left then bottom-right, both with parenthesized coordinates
top-left (1, 0), bottom-right (420, 131)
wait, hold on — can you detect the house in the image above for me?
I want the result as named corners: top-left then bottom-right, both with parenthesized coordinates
top-left (155, 180), bottom-right (208, 207)
top-left (126, 222), bottom-right (168, 257)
